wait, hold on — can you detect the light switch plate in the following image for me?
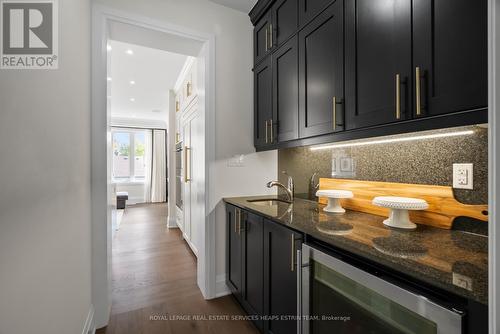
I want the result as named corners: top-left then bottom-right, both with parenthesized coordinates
top-left (453, 163), bottom-right (473, 190)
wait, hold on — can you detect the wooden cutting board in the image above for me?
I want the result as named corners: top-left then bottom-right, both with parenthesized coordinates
top-left (318, 178), bottom-right (488, 229)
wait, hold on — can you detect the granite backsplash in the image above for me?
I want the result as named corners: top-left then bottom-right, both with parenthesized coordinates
top-left (278, 125), bottom-right (489, 233)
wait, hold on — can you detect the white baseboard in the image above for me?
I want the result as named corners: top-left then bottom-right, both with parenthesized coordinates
top-left (82, 305), bottom-right (95, 334)
top-left (215, 274), bottom-right (231, 298)
top-left (167, 217), bottom-right (178, 228)
top-left (127, 197), bottom-right (145, 205)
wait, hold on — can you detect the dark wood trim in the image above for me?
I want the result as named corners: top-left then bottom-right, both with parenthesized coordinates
top-left (255, 108), bottom-right (488, 152)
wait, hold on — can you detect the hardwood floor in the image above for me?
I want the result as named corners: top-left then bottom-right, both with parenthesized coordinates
top-left (97, 203), bottom-right (259, 334)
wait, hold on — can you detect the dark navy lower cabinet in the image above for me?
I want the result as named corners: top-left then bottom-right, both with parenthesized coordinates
top-left (226, 205), bottom-right (302, 334)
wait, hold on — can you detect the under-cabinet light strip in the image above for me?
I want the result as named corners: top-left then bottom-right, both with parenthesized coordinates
top-left (310, 130), bottom-right (475, 151)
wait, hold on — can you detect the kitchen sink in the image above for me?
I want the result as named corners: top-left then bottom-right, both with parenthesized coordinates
top-left (247, 198), bottom-right (292, 206)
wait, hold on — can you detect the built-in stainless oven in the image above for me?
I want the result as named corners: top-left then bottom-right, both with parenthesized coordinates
top-left (297, 244), bottom-right (464, 334)
top-left (175, 142), bottom-right (183, 210)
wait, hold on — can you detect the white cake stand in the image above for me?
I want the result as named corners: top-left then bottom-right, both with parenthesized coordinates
top-left (372, 196), bottom-right (429, 230)
top-left (316, 190), bottom-right (354, 213)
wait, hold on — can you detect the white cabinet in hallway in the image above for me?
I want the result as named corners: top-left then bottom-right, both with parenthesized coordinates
top-left (181, 100), bottom-right (203, 256)
top-left (175, 57), bottom-right (203, 257)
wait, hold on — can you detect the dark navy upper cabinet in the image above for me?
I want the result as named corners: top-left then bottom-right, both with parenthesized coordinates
top-left (254, 13), bottom-right (273, 65)
top-left (254, 57), bottom-right (274, 148)
top-left (254, 0), bottom-right (298, 65)
top-left (272, 0), bottom-right (298, 49)
top-left (412, 0), bottom-right (488, 118)
top-left (249, 0), bottom-right (487, 151)
top-left (345, 0), bottom-right (412, 130)
top-left (273, 36), bottom-right (299, 142)
top-left (299, 0), bottom-right (344, 138)
top-left (298, 0), bottom-right (335, 27)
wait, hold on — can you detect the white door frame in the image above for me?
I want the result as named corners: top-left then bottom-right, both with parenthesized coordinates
top-left (489, 0), bottom-right (499, 332)
top-left (91, 5), bottom-right (216, 328)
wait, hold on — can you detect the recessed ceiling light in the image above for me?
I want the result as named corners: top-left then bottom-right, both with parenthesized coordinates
top-left (129, 80), bottom-right (135, 85)
top-left (107, 77), bottom-right (112, 81)
top-left (107, 44), bottom-right (112, 51)
top-left (126, 49), bottom-right (134, 55)
top-left (130, 98), bottom-right (135, 102)
top-left (152, 109), bottom-right (161, 113)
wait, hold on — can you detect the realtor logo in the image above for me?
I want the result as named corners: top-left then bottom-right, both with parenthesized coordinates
top-left (1, 0), bottom-right (58, 69)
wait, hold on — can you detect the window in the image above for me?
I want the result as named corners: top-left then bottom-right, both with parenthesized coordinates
top-left (112, 129), bottom-right (148, 182)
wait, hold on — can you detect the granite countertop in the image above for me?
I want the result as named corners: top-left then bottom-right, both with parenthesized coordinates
top-left (224, 196), bottom-right (488, 305)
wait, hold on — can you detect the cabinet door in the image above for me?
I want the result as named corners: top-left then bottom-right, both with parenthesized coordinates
top-left (182, 119), bottom-right (191, 242)
top-left (254, 13), bottom-right (272, 64)
top-left (242, 212), bottom-right (264, 331)
top-left (299, 1), bottom-right (344, 138)
top-left (226, 205), bottom-right (242, 301)
top-left (272, 0), bottom-right (298, 48)
top-left (254, 57), bottom-right (274, 147)
top-left (299, 0), bottom-right (334, 27)
top-left (345, 0), bottom-right (412, 130)
top-left (412, 0), bottom-right (487, 118)
top-left (264, 221), bottom-right (302, 334)
top-left (273, 36), bottom-right (299, 142)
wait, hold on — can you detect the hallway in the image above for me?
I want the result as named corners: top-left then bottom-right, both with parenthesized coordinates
top-left (97, 203), bottom-right (259, 334)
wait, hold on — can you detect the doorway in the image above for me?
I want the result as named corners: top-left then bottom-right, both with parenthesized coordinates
top-left (91, 6), bottom-right (216, 329)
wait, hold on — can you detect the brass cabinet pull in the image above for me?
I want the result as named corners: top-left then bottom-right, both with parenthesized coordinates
top-left (184, 146), bottom-right (191, 182)
top-left (234, 209), bottom-right (238, 233)
top-left (395, 74), bottom-right (401, 120)
top-left (291, 235), bottom-right (295, 272)
top-left (269, 119), bottom-right (274, 144)
top-left (333, 96), bottom-right (337, 130)
top-left (269, 24), bottom-right (273, 48)
top-left (187, 82), bottom-right (192, 97)
top-left (265, 120), bottom-right (269, 144)
top-left (265, 26), bottom-right (269, 52)
top-left (176, 101), bottom-right (180, 112)
top-left (415, 67), bottom-right (422, 116)
top-left (333, 97), bottom-right (343, 131)
top-left (237, 209), bottom-right (242, 236)
top-left (237, 210), bottom-right (239, 235)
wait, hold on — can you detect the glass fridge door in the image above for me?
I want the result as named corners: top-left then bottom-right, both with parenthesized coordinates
top-left (300, 245), bottom-right (463, 334)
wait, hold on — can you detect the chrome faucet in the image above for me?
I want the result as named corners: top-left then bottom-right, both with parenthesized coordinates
top-left (267, 171), bottom-right (294, 202)
top-left (308, 172), bottom-right (320, 200)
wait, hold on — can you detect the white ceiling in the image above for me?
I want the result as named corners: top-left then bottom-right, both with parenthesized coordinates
top-left (108, 40), bottom-right (188, 122)
top-left (208, 0), bottom-right (257, 13)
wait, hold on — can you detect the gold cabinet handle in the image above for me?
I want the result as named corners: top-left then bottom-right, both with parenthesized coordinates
top-left (290, 234), bottom-right (295, 272)
top-left (395, 74), bottom-right (401, 120)
top-left (265, 26), bottom-right (269, 52)
top-left (234, 209), bottom-right (238, 233)
top-left (176, 101), bottom-right (180, 112)
top-left (269, 119), bottom-right (274, 144)
top-left (415, 67), bottom-right (422, 116)
top-left (184, 146), bottom-right (191, 182)
top-left (187, 82), bottom-right (192, 97)
top-left (269, 24), bottom-right (273, 48)
top-left (238, 210), bottom-right (241, 236)
top-left (333, 97), bottom-right (343, 131)
top-left (265, 120), bottom-right (269, 144)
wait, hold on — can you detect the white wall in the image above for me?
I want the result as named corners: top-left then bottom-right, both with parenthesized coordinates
top-left (0, 0), bottom-right (92, 333)
top-left (94, 0), bottom-right (278, 292)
